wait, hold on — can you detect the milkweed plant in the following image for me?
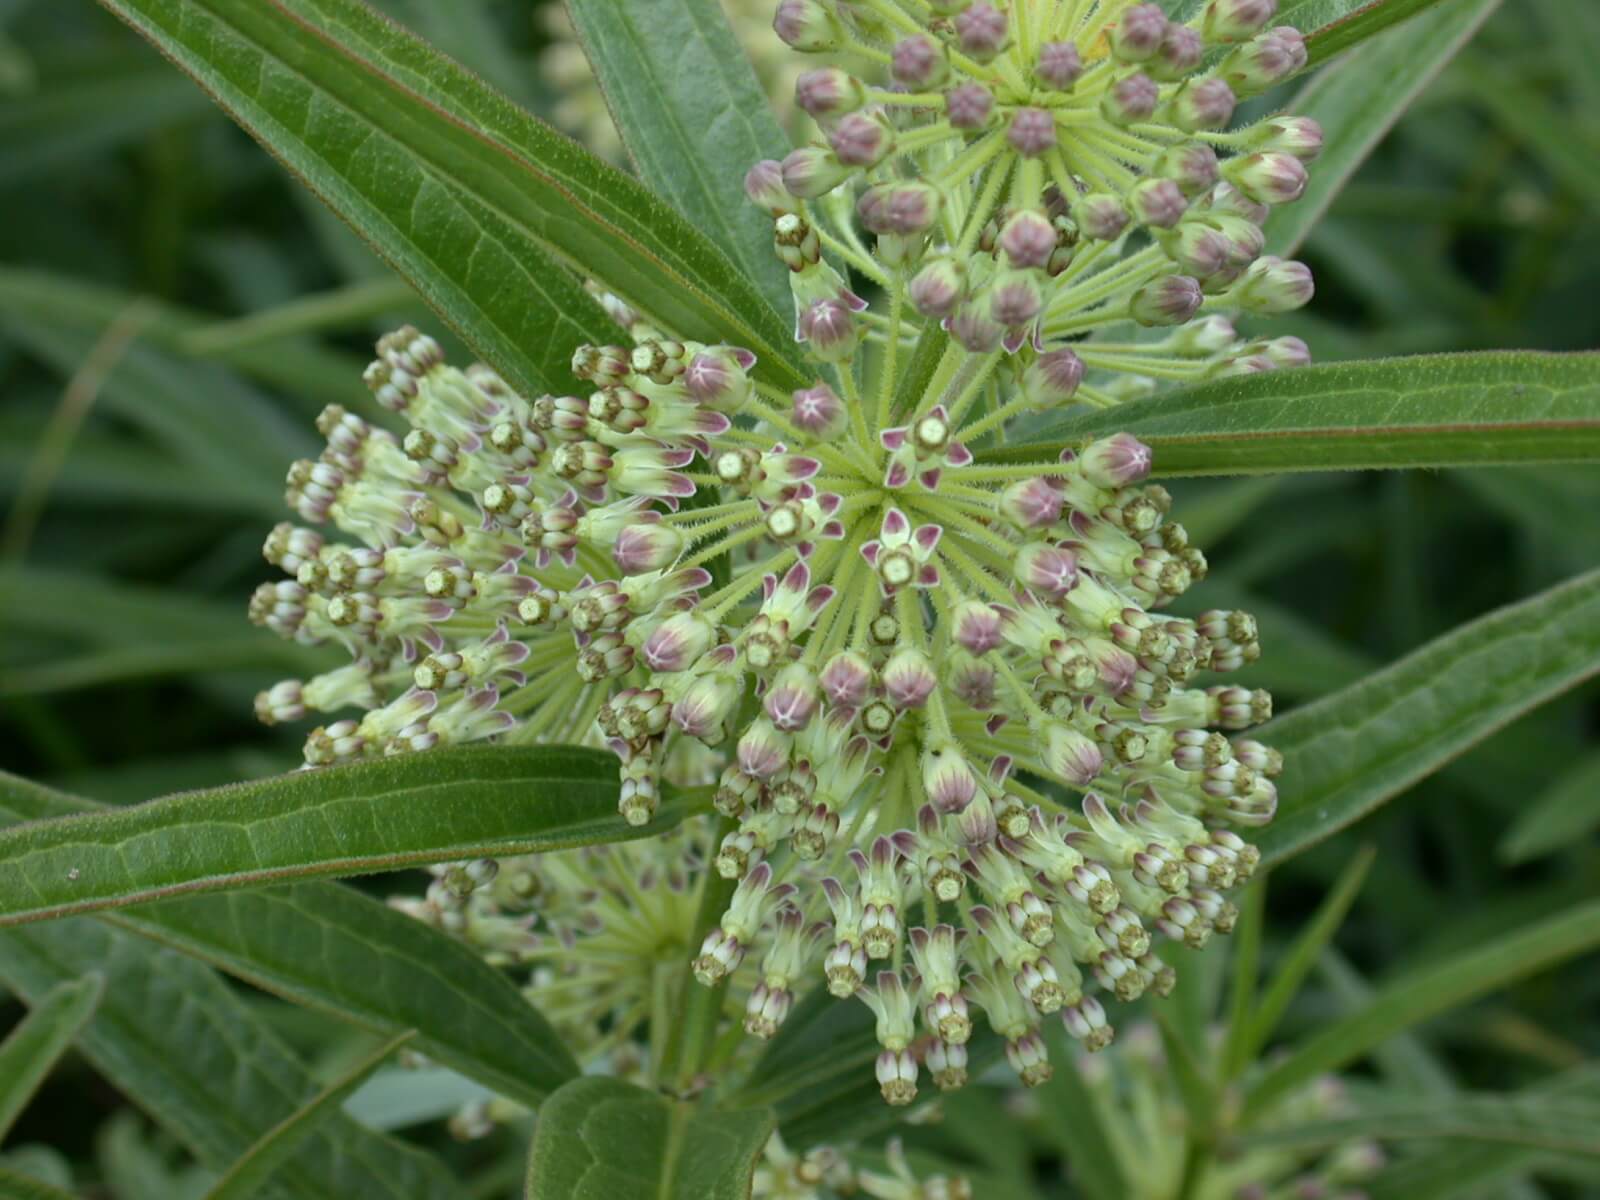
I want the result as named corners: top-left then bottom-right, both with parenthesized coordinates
top-left (2, 0), bottom-right (1598, 1198)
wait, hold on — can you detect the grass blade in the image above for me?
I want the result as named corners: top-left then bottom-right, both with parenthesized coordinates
top-left (0, 973), bottom-right (104, 1141)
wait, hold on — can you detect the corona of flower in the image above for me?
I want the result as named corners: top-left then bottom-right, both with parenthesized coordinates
top-left (250, 0), bottom-right (1317, 1106)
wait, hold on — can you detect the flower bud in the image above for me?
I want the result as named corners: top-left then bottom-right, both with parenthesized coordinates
top-left (999, 209), bottom-right (1057, 269)
top-left (780, 146), bottom-right (850, 198)
top-left (1154, 143), bottom-right (1220, 196)
top-left (951, 599), bottom-right (1004, 653)
top-left (1007, 107), bottom-right (1056, 157)
top-left (1169, 77), bottom-right (1236, 132)
top-left (924, 745), bottom-right (979, 813)
top-left (1078, 434), bottom-right (1154, 489)
top-left (908, 257), bottom-right (965, 319)
top-left (1222, 150), bottom-right (1309, 204)
top-left (1221, 26), bottom-right (1307, 96)
top-left (744, 159), bottom-right (794, 215)
top-left (1250, 115), bottom-right (1323, 161)
top-left (891, 34), bottom-right (948, 88)
top-left (1203, 0), bottom-right (1278, 44)
top-left (683, 346), bottom-right (755, 412)
top-left (828, 110), bottom-right (894, 167)
top-left (672, 671), bottom-right (742, 740)
top-left (612, 521), bottom-right (685, 574)
top-left (999, 476), bottom-right (1065, 528)
top-left (1129, 177), bottom-right (1188, 229)
top-left (1100, 73), bottom-right (1158, 125)
top-left (857, 182), bottom-right (941, 235)
top-left (882, 647), bottom-right (937, 709)
top-left (1150, 24), bottom-right (1203, 80)
top-left (1110, 4), bottom-right (1168, 62)
top-left (1021, 347), bottom-right (1084, 407)
top-left (792, 382), bottom-right (847, 438)
top-left (798, 297), bottom-right (860, 360)
top-left (795, 67), bottom-right (866, 125)
top-left (1039, 724), bottom-right (1104, 785)
top-left (946, 302), bottom-right (1004, 353)
top-left (820, 649), bottom-right (875, 707)
top-left (765, 661), bottom-right (822, 731)
top-left (1035, 40), bottom-right (1083, 90)
top-left (945, 81), bottom-right (995, 129)
top-left (1013, 541), bottom-right (1079, 597)
top-left (773, 0), bottom-right (842, 51)
top-left (955, 3), bottom-right (1009, 61)
top-left (1072, 193), bottom-right (1130, 241)
top-left (1130, 275), bottom-right (1203, 325)
top-left (984, 269), bottom-right (1044, 328)
top-left (1233, 255), bottom-right (1314, 312)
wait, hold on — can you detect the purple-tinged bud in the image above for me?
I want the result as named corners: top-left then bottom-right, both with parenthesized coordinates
top-left (1221, 26), bottom-right (1307, 96)
top-left (946, 302), bottom-right (1005, 353)
top-left (613, 522), bottom-right (685, 574)
top-left (1154, 143), bottom-right (1220, 196)
top-left (738, 717), bottom-right (792, 778)
top-left (1036, 40), bottom-right (1083, 90)
top-left (672, 671), bottom-right (741, 740)
top-left (1111, 4), bottom-right (1169, 62)
top-left (829, 110), bottom-right (894, 167)
top-left (945, 81), bottom-right (995, 129)
top-left (684, 346), bottom-right (755, 412)
top-left (1079, 433), bottom-right (1154, 488)
top-left (1130, 275), bottom-right (1203, 326)
top-left (798, 297), bottom-right (860, 361)
top-left (1040, 724), bottom-right (1104, 785)
top-left (999, 210), bottom-right (1057, 269)
top-left (1170, 314), bottom-right (1239, 355)
top-left (1203, 0), bottom-right (1277, 44)
top-left (1233, 255), bottom-right (1314, 312)
top-left (985, 269), bottom-right (1044, 328)
top-left (882, 648), bottom-right (937, 709)
top-left (773, 0), bottom-right (842, 51)
top-left (909, 257), bottom-right (965, 319)
top-left (1207, 180), bottom-right (1271, 224)
top-left (1100, 73), bottom-right (1159, 125)
top-left (999, 476), bottom-right (1065, 528)
top-left (955, 3), bottom-right (1008, 61)
top-left (1150, 24), bottom-right (1204, 80)
top-left (1022, 346), bottom-right (1085, 407)
top-left (1013, 541), bottom-right (1079, 598)
top-left (765, 662), bottom-right (822, 731)
top-left (857, 182), bottom-right (941, 235)
top-left (795, 67), bottom-right (866, 123)
top-left (892, 34), bottom-right (948, 88)
top-left (924, 745), bottom-right (979, 813)
top-left (792, 382), bottom-right (847, 439)
top-left (1170, 77), bottom-right (1237, 132)
top-left (780, 146), bottom-right (850, 198)
top-left (1007, 107), bottom-right (1057, 157)
top-left (1129, 177), bottom-right (1188, 228)
top-left (641, 611), bottom-right (715, 673)
top-left (1258, 334), bottom-right (1311, 367)
top-left (1160, 220), bottom-right (1232, 278)
top-left (948, 650), bottom-right (997, 709)
top-left (820, 649), bottom-right (875, 707)
top-left (1251, 115), bottom-right (1323, 161)
top-left (951, 599), bottom-right (1004, 652)
top-left (1223, 150), bottom-right (1309, 204)
top-left (744, 159), bottom-right (795, 215)
top-left (1072, 193), bottom-right (1130, 241)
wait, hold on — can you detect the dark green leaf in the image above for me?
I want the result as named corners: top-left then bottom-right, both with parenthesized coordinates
top-left (0, 1165), bottom-right (77, 1200)
top-left (0, 745), bottom-right (694, 925)
top-left (1296, 0), bottom-right (1461, 67)
top-left (1255, 567), bottom-right (1600, 866)
top-left (0, 972), bottom-right (104, 1141)
top-left (0, 771), bottom-right (582, 1109)
top-left (983, 353), bottom-right (1600, 476)
top-left (1238, 1092), bottom-right (1600, 1156)
top-left (564, 0), bottom-right (792, 318)
top-left (1498, 751), bottom-right (1600, 865)
top-left (1035, 1029), bottom-right (1131, 1200)
top-left (524, 1076), bottom-right (771, 1200)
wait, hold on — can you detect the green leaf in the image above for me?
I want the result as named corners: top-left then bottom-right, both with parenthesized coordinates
top-left (96, 0), bottom-right (808, 393)
top-left (1242, 901), bottom-right (1600, 1119)
top-left (1459, 51), bottom-right (1600, 212)
top-left (0, 771), bottom-right (582, 1109)
top-left (1294, 0), bottom-right (1463, 67)
top-left (0, 972), bottom-right (104, 1141)
top-left (985, 353), bottom-right (1600, 476)
top-left (178, 278), bottom-right (420, 358)
top-left (0, 1165), bottom-right (77, 1200)
top-left (1264, 0), bottom-right (1501, 258)
top-left (1034, 1030), bottom-right (1132, 1200)
top-left (564, 0), bottom-right (793, 320)
top-left (1238, 1092), bottom-right (1600, 1156)
top-left (0, 745), bottom-right (696, 926)
top-left (0, 919), bottom-right (460, 1200)
top-left (1254, 567), bottom-right (1600, 867)
top-left (205, 1030), bottom-right (415, 1200)
top-left (524, 1076), bottom-right (772, 1200)
top-left (1498, 751), bottom-right (1600, 865)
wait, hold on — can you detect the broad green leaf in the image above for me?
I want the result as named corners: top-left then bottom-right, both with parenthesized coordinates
top-left (1243, 901), bottom-right (1600, 1119)
top-left (0, 1166), bottom-right (77, 1200)
top-left (0, 745), bottom-right (698, 925)
top-left (0, 919), bottom-right (460, 1200)
top-left (205, 1030), bottom-right (415, 1200)
top-left (0, 973), bottom-right (104, 1141)
top-left (96, 0), bottom-right (809, 393)
top-left (524, 1076), bottom-right (772, 1200)
top-left (1498, 751), bottom-right (1600, 865)
top-left (1238, 1092), bottom-right (1600, 1156)
top-left (1254, 567), bottom-right (1600, 866)
top-left (1035, 1031), bottom-right (1131, 1200)
top-left (0, 771), bottom-right (582, 1109)
top-left (1234, 846), bottom-right (1374, 1071)
top-left (344, 1067), bottom-right (492, 1132)
top-left (1295, 0), bottom-right (1459, 66)
top-left (1264, 0), bottom-right (1501, 258)
top-left (984, 353), bottom-right (1600, 476)
top-left (564, 0), bottom-right (793, 319)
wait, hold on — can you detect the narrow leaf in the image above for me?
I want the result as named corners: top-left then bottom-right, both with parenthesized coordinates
top-left (524, 1076), bottom-right (772, 1200)
top-left (1255, 568), bottom-right (1600, 866)
top-left (205, 1030), bottom-right (415, 1200)
top-left (0, 920), bottom-right (460, 1200)
top-left (564, 0), bottom-right (793, 318)
top-left (1297, 0), bottom-right (1459, 66)
top-left (0, 1166), bottom-right (77, 1200)
top-left (0, 973), bottom-right (104, 1141)
top-left (0, 745), bottom-right (694, 926)
top-left (0, 771), bottom-right (582, 1109)
top-left (1035, 1031), bottom-right (1132, 1200)
top-left (984, 352), bottom-right (1600, 476)
top-left (1499, 751), bottom-right (1600, 865)
top-left (1265, 0), bottom-right (1501, 258)
top-left (1243, 901), bottom-right (1600, 1119)
top-left (1238, 1092), bottom-right (1600, 1156)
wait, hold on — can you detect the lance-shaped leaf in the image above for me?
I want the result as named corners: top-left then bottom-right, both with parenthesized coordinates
top-left (0, 1166), bottom-right (78, 1200)
top-left (0, 919), bottom-right (460, 1200)
top-left (1285, 0), bottom-right (1464, 66)
top-left (95, 0), bottom-right (808, 393)
top-left (0, 771), bottom-right (581, 1108)
top-left (524, 1076), bottom-right (772, 1200)
top-left (564, 0), bottom-right (793, 319)
top-left (982, 353), bottom-right (1600, 476)
top-left (0, 973), bottom-right (104, 1142)
top-left (0, 745), bottom-right (695, 925)
top-left (1256, 567), bottom-right (1600, 867)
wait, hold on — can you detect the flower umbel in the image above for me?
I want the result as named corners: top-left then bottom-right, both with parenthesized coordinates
top-left (251, 0), bottom-right (1314, 1106)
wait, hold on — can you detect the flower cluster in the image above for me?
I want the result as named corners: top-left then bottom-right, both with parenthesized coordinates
top-left (249, 0), bottom-right (1316, 1106)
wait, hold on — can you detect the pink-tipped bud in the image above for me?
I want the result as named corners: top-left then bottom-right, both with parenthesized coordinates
top-left (1072, 193), bottom-right (1130, 241)
top-left (1041, 725), bottom-right (1104, 786)
top-left (891, 34), bottom-right (948, 88)
top-left (1150, 24), bottom-right (1204, 80)
top-left (613, 521), bottom-right (685, 574)
top-left (1129, 177), bottom-right (1188, 228)
top-left (1130, 275), bottom-right (1203, 326)
top-left (1100, 73), bottom-right (1159, 125)
top-left (1079, 433), bottom-right (1154, 489)
top-left (792, 382), bottom-right (847, 438)
top-left (947, 302), bottom-right (1004, 353)
top-left (1233, 255), bottom-right (1314, 312)
top-left (1252, 115), bottom-right (1323, 161)
top-left (641, 612), bottom-right (715, 673)
top-left (744, 159), bottom-right (794, 215)
top-left (1203, 0), bottom-right (1278, 44)
top-left (1223, 150), bottom-right (1309, 204)
top-left (798, 297), bottom-right (860, 361)
top-left (765, 662), bottom-right (822, 731)
top-left (828, 110), bottom-right (894, 167)
top-left (909, 257), bottom-right (965, 319)
top-left (924, 746), bottom-right (979, 813)
top-left (1170, 77), bottom-right (1237, 132)
top-left (1154, 143), bottom-right (1220, 195)
top-left (1111, 4), bottom-right (1168, 62)
top-left (795, 67), bottom-right (865, 123)
top-left (820, 650), bottom-right (875, 707)
top-left (684, 346), bottom-right (754, 412)
top-left (780, 146), bottom-right (849, 198)
top-left (984, 269), bottom-right (1044, 328)
top-left (773, 0), bottom-right (842, 51)
top-left (999, 210), bottom-right (1057, 269)
top-left (1007, 107), bottom-right (1056, 157)
top-left (955, 3), bottom-right (1008, 60)
top-left (1035, 40), bottom-right (1083, 90)
top-left (1013, 541), bottom-right (1080, 598)
top-left (857, 182), bottom-right (941, 235)
top-left (882, 648), bottom-right (937, 709)
top-left (951, 599), bottom-right (1004, 652)
top-left (1221, 26), bottom-right (1307, 96)
top-left (999, 476), bottom-right (1065, 528)
top-left (945, 82), bottom-right (995, 129)
top-left (672, 672), bottom-right (741, 740)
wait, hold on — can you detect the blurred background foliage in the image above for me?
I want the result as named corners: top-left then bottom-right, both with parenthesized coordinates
top-left (1, 0), bottom-right (1597, 1196)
